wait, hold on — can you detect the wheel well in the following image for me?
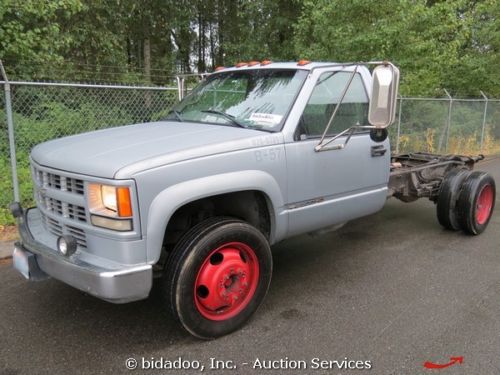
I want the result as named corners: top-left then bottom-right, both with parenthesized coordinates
top-left (158, 191), bottom-right (272, 266)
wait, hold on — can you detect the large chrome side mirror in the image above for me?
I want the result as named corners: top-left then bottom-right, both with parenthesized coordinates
top-left (368, 64), bottom-right (400, 128)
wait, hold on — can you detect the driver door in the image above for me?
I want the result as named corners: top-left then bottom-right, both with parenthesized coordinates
top-left (285, 70), bottom-right (390, 237)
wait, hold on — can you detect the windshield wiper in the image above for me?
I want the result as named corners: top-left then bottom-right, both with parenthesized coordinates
top-left (165, 109), bottom-right (183, 122)
top-left (201, 109), bottom-right (246, 128)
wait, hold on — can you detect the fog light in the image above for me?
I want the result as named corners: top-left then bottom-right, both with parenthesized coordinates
top-left (57, 235), bottom-right (77, 256)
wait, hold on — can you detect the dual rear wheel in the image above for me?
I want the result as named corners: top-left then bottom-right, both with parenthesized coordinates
top-left (437, 169), bottom-right (496, 235)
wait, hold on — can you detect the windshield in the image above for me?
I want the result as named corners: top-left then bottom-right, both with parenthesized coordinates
top-left (166, 69), bottom-right (308, 131)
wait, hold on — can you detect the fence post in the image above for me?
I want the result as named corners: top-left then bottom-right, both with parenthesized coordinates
top-left (444, 89), bottom-right (453, 153)
top-left (396, 96), bottom-right (403, 154)
top-left (479, 91), bottom-right (488, 153)
top-left (176, 76), bottom-right (185, 101)
top-left (0, 60), bottom-right (20, 202)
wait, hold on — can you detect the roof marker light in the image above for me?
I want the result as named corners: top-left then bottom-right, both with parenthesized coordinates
top-left (297, 59), bottom-right (311, 66)
top-left (260, 60), bottom-right (272, 66)
top-left (235, 62), bottom-right (248, 68)
top-left (215, 66), bottom-right (225, 72)
top-left (248, 61), bottom-right (260, 66)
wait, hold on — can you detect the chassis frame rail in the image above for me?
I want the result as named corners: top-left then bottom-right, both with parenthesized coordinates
top-left (388, 152), bottom-right (484, 202)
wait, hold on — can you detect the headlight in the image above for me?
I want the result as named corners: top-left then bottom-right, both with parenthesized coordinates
top-left (101, 185), bottom-right (118, 212)
top-left (87, 183), bottom-right (133, 231)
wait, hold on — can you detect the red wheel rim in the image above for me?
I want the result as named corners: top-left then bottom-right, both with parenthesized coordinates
top-left (194, 242), bottom-right (259, 321)
top-left (476, 184), bottom-right (494, 225)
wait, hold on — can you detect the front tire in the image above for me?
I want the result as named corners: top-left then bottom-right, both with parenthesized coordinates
top-left (163, 218), bottom-right (272, 339)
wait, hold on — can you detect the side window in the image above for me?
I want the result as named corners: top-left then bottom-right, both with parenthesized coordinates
top-left (298, 72), bottom-right (368, 138)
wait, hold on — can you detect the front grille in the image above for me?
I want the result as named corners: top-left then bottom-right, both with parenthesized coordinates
top-left (32, 164), bottom-right (88, 224)
top-left (32, 162), bottom-right (88, 249)
top-left (41, 212), bottom-right (87, 248)
top-left (41, 197), bottom-right (87, 222)
top-left (34, 168), bottom-right (84, 195)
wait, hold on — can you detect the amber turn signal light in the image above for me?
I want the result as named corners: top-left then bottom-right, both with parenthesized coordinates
top-left (117, 187), bottom-right (132, 217)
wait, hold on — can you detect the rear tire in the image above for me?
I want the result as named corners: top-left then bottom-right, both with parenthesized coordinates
top-left (457, 171), bottom-right (496, 235)
top-left (163, 217), bottom-right (272, 339)
top-left (436, 169), bottom-right (471, 230)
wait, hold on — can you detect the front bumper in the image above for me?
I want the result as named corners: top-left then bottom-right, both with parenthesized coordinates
top-left (13, 206), bottom-right (152, 303)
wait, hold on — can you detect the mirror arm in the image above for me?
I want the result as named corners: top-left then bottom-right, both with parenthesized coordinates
top-left (314, 125), bottom-right (375, 152)
top-left (316, 66), bottom-right (358, 150)
top-left (315, 127), bottom-right (353, 151)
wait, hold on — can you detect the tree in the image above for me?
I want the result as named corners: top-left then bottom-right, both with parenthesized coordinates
top-left (448, 0), bottom-right (499, 96)
top-left (294, 0), bottom-right (498, 96)
top-left (0, 0), bottom-right (497, 95)
top-left (0, 0), bottom-right (83, 78)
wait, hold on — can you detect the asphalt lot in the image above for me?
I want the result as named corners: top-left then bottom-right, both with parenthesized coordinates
top-left (1, 158), bottom-right (499, 375)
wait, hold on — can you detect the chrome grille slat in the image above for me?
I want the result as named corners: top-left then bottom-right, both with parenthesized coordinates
top-left (34, 167), bottom-right (84, 195)
top-left (40, 197), bottom-right (87, 222)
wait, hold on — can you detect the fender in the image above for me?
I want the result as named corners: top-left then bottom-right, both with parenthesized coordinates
top-left (145, 170), bottom-right (287, 263)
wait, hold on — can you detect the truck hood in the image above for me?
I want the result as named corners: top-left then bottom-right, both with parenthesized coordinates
top-left (31, 121), bottom-right (279, 179)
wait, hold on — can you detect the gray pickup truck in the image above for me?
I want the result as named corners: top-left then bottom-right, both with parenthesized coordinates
top-left (11, 61), bottom-right (496, 339)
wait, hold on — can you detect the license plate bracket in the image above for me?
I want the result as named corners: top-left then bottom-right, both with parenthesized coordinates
top-left (13, 247), bottom-right (30, 279)
top-left (12, 245), bottom-right (48, 281)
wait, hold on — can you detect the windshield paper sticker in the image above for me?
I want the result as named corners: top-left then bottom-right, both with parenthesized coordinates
top-left (249, 113), bottom-right (283, 125)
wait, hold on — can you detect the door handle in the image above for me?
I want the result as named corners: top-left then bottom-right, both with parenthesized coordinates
top-left (371, 145), bottom-right (387, 157)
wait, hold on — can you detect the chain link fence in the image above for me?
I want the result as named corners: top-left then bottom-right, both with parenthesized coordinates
top-left (1, 75), bottom-right (499, 225)
top-left (0, 80), bottom-right (178, 224)
top-left (393, 96), bottom-right (500, 156)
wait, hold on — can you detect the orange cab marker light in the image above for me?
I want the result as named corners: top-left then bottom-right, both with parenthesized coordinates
top-left (297, 59), bottom-right (311, 66)
top-left (215, 66), bottom-right (225, 71)
top-left (235, 62), bottom-right (248, 68)
top-left (260, 60), bottom-right (272, 66)
top-left (248, 61), bottom-right (260, 66)
top-left (117, 187), bottom-right (132, 217)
